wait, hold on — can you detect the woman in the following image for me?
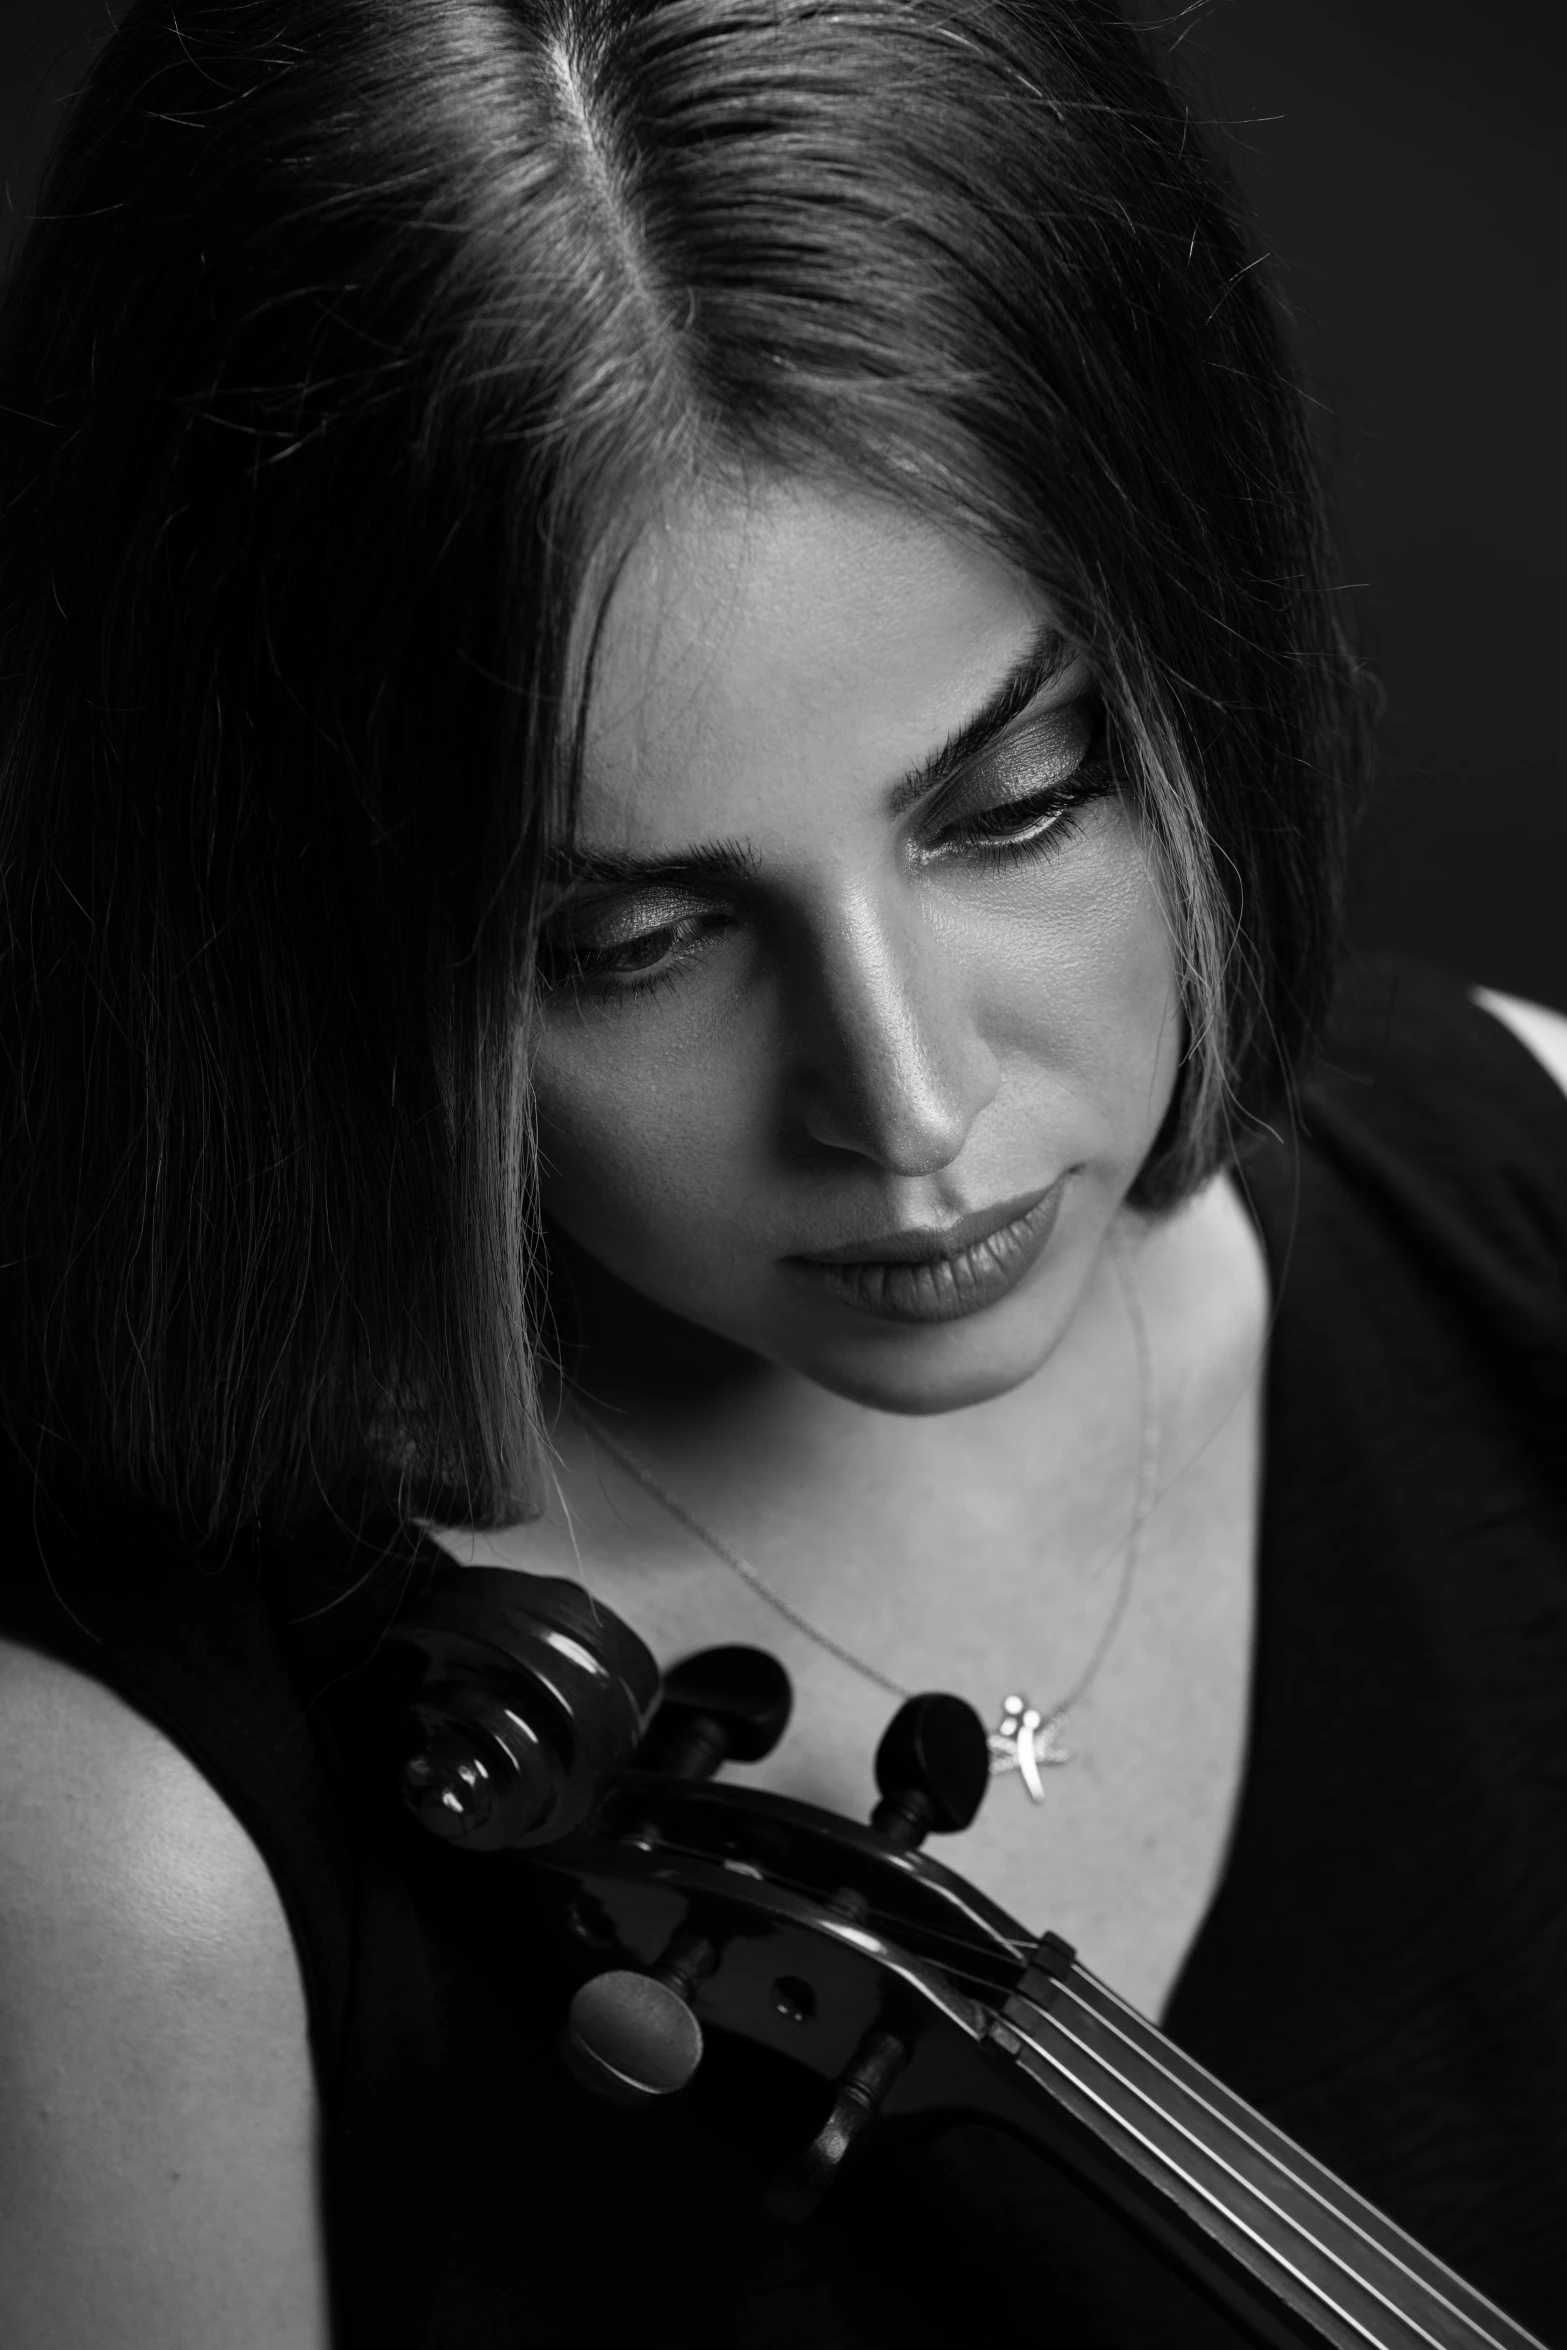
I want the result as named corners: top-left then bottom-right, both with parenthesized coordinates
top-left (1, 1), bottom-right (1564, 2344)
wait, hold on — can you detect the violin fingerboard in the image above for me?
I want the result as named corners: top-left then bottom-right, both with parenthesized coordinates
top-left (994, 1954), bottom-right (1545, 2350)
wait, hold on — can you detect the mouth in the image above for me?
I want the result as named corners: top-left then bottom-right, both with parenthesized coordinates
top-left (783, 1178), bottom-right (1067, 1325)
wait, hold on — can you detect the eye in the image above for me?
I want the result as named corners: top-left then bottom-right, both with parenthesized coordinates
top-left (925, 701), bottom-right (1118, 864)
top-left (537, 907), bottom-right (733, 1004)
top-left (953, 786), bottom-right (1092, 851)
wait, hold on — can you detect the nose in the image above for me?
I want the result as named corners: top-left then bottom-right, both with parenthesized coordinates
top-left (783, 890), bottom-right (1000, 1176)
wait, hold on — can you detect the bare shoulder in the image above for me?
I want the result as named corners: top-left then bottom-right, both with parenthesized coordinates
top-left (1471, 985), bottom-right (1567, 1101)
top-left (0, 1635), bottom-right (333, 2348)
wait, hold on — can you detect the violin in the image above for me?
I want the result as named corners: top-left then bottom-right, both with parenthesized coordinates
top-left (364, 1562), bottom-right (1547, 2350)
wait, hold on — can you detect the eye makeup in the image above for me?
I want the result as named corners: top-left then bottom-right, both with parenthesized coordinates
top-left (537, 690), bottom-right (1118, 1008)
top-left (918, 696), bottom-right (1101, 854)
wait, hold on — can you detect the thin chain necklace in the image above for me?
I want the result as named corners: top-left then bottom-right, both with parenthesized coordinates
top-left (570, 1225), bottom-right (1160, 1801)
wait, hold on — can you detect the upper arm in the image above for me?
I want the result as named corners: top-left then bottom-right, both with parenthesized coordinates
top-left (1472, 985), bottom-right (1567, 1101)
top-left (0, 1636), bottom-right (334, 2350)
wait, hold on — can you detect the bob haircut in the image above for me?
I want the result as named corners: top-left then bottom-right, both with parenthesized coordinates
top-left (0, 0), bottom-right (1374, 1543)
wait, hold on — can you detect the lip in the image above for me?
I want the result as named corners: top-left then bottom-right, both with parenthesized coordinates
top-left (784, 1179), bottom-right (1067, 1325)
top-left (797, 1184), bottom-right (1058, 1265)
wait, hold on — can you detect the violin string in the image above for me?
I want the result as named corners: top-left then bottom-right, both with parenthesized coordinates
top-left (659, 1808), bottom-right (1474, 2347)
top-left (640, 1838), bottom-right (1031, 1989)
top-left (606, 1782), bottom-right (1508, 2349)
top-left (1066, 1986), bottom-right (1520, 2347)
top-left (631, 1797), bottom-right (1496, 2348)
top-left (1004, 2003), bottom-right (1417, 2350)
top-left (640, 1834), bottom-right (1498, 2344)
top-left (1003, 1987), bottom-right (1501, 2350)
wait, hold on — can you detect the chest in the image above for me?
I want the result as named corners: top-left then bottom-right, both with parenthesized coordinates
top-left (689, 1372), bottom-right (1259, 2022)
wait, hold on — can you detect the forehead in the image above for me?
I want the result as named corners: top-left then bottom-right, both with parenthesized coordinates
top-left (579, 479), bottom-right (1054, 848)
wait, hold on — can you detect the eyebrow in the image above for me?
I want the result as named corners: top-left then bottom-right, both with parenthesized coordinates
top-left (885, 620), bottom-right (1074, 818)
top-left (545, 619), bottom-right (1073, 896)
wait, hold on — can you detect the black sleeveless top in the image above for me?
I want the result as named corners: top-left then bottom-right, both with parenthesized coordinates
top-left (4, 952), bottom-right (1567, 2349)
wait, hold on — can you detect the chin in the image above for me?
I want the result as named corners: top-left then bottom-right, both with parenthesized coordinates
top-left (786, 1321), bottom-right (1057, 1419)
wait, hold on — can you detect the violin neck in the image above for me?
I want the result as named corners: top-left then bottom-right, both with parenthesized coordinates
top-left (987, 1940), bottom-right (1542, 2350)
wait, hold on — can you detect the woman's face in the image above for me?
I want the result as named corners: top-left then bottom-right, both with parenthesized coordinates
top-left (532, 480), bottom-right (1183, 1417)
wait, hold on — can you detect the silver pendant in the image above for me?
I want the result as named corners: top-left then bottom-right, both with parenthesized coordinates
top-left (987, 1693), bottom-right (1072, 1801)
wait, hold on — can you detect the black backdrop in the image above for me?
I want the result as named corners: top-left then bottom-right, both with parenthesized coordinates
top-left (5, 0), bottom-right (1564, 1008)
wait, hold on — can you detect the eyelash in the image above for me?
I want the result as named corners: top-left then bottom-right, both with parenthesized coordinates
top-left (539, 759), bottom-right (1117, 1011)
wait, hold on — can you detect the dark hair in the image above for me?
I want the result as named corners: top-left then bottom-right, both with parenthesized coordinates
top-left (0, 0), bottom-right (1374, 1541)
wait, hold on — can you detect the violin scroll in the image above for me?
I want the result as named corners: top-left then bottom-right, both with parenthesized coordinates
top-left (378, 1565), bottom-right (661, 1851)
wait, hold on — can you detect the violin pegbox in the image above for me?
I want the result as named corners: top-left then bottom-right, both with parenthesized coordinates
top-left (375, 1564), bottom-right (663, 1851)
top-left (561, 1644), bottom-right (795, 2103)
top-left (561, 1663), bottom-right (996, 2187)
top-left (376, 1586), bottom-right (999, 2204)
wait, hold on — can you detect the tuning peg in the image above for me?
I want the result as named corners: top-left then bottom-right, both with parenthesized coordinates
top-left (558, 1650), bottom-right (793, 2101)
top-left (562, 1968), bottom-right (705, 2104)
top-left (870, 1692), bottom-right (991, 1848)
top-left (766, 1698), bottom-right (987, 2211)
top-left (638, 1645), bottom-right (793, 1779)
top-left (374, 1565), bottom-right (661, 1851)
top-left (766, 2028), bottom-right (910, 2223)
top-left (561, 1926), bottom-right (718, 2103)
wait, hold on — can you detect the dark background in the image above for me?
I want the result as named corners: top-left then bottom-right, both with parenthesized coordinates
top-left (5, 0), bottom-right (1564, 1009)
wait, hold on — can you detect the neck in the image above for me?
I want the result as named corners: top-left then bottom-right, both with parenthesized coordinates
top-left (539, 1214), bottom-right (1159, 1563)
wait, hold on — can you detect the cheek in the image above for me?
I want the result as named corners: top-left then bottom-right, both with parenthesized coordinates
top-left (532, 1021), bottom-right (747, 1247)
top-left (974, 817), bottom-right (1183, 1139)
